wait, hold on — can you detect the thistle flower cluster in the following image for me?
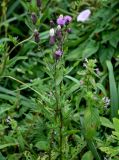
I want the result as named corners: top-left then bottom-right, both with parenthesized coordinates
top-left (49, 14), bottom-right (72, 59)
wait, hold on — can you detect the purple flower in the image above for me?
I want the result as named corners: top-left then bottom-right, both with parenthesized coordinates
top-left (77, 9), bottom-right (91, 22)
top-left (57, 15), bottom-right (65, 26)
top-left (55, 49), bottom-right (63, 59)
top-left (64, 15), bottom-right (72, 24)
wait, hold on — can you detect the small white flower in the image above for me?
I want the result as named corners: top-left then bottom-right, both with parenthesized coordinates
top-left (77, 9), bottom-right (91, 22)
top-left (102, 97), bottom-right (110, 108)
top-left (49, 28), bottom-right (55, 37)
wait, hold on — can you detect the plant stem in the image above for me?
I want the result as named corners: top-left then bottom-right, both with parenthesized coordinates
top-left (48, 129), bottom-right (54, 160)
top-left (59, 108), bottom-right (63, 160)
top-left (54, 61), bottom-right (59, 120)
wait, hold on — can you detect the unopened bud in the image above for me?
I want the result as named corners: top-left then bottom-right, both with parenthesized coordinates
top-left (31, 12), bottom-right (37, 24)
top-left (49, 36), bottom-right (55, 45)
top-left (56, 26), bottom-right (62, 40)
top-left (36, 0), bottom-right (41, 7)
top-left (34, 29), bottom-right (40, 43)
top-left (50, 20), bottom-right (55, 27)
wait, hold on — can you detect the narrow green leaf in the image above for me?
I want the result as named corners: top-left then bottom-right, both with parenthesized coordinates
top-left (106, 60), bottom-right (119, 118)
top-left (64, 75), bottom-right (80, 84)
top-left (0, 143), bottom-right (18, 150)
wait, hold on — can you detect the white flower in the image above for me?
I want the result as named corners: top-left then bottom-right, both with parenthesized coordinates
top-left (49, 28), bottom-right (55, 37)
top-left (77, 9), bottom-right (91, 22)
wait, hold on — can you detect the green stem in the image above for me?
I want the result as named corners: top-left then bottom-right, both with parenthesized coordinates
top-left (54, 61), bottom-right (59, 120)
top-left (48, 129), bottom-right (54, 160)
top-left (59, 108), bottom-right (63, 160)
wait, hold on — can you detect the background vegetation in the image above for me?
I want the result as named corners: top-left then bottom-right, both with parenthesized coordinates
top-left (0, 0), bottom-right (119, 159)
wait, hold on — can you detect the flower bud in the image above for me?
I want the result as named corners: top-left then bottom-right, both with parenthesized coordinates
top-left (56, 25), bottom-right (62, 40)
top-left (36, 0), bottom-right (41, 8)
top-left (50, 20), bottom-right (55, 27)
top-left (49, 28), bottom-right (55, 45)
top-left (34, 29), bottom-right (40, 43)
top-left (31, 12), bottom-right (37, 24)
top-left (49, 36), bottom-right (55, 45)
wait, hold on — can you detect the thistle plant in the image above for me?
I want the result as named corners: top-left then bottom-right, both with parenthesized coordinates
top-left (47, 14), bottom-right (72, 159)
top-left (0, 0), bottom-right (118, 159)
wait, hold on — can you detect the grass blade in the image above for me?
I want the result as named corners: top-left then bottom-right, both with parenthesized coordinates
top-left (106, 60), bottom-right (119, 118)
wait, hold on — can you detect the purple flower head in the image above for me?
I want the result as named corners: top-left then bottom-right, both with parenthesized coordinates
top-left (64, 15), bottom-right (72, 24)
top-left (57, 15), bottom-right (65, 26)
top-left (55, 49), bottom-right (63, 59)
top-left (77, 9), bottom-right (91, 22)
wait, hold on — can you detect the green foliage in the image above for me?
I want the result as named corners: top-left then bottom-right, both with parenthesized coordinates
top-left (0, 0), bottom-right (119, 159)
